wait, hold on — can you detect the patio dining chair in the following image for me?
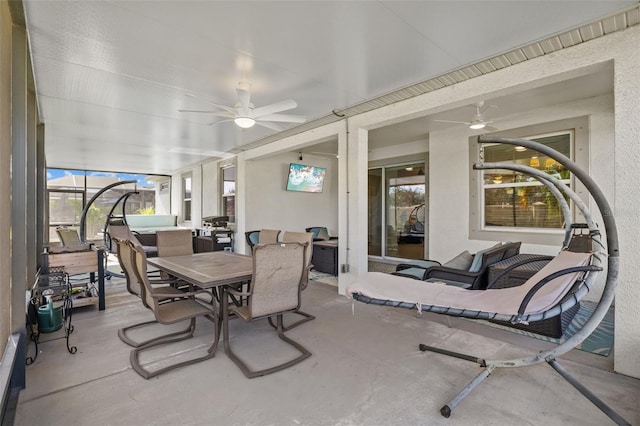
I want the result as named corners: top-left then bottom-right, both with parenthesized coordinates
top-left (258, 228), bottom-right (280, 244)
top-left (106, 224), bottom-right (157, 257)
top-left (245, 230), bottom-right (260, 250)
top-left (128, 243), bottom-right (218, 379)
top-left (305, 226), bottom-right (336, 241)
top-left (156, 228), bottom-right (195, 281)
top-left (114, 238), bottom-right (192, 348)
top-left (245, 228), bottom-right (280, 251)
top-left (156, 229), bottom-right (194, 257)
top-left (267, 231), bottom-right (315, 331)
top-left (56, 227), bottom-right (83, 247)
top-left (222, 242), bottom-right (311, 378)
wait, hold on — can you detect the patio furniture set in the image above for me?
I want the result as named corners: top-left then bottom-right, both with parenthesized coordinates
top-left (33, 137), bottom-right (626, 424)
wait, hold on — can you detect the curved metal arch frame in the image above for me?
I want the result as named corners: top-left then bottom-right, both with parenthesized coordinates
top-left (413, 136), bottom-right (625, 423)
top-left (476, 136), bottom-right (618, 365)
top-left (474, 162), bottom-right (604, 324)
top-left (102, 190), bottom-right (139, 250)
top-left (102, 190), bottom-right (141, 280)
top-left (79, 180), bottom-right (137, 242)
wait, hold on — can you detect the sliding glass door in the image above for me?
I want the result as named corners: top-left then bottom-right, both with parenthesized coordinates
top-left (369, 162), bottom-right (427, 260)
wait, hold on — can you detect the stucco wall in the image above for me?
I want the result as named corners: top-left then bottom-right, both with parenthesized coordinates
top-left (611, 28), bottom-right (640, 381)
top-left (243, 152), bottom-right (338, 255)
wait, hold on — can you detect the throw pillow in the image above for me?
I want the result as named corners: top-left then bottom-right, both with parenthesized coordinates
top-left (316, 228), bottom-right (330, 241)
top-left (468, 242), bottom-right (503, 272)
top-left (442, 250), bottom-right (473, 270)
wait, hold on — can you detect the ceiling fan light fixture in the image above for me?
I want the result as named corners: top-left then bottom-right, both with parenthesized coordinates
top-left (469, 122), bottom-right (486, 130)
top-left (234, 116), bottom-right (256, 128)
top-left (530, 156), bottom-right (540, 168)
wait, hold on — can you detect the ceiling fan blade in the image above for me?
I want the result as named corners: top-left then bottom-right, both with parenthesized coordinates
top-left (255, 121), bottom-right (285, 132)
top-left (185, 94), bottom-right (236, 114)
top-left (203, 101), bottom-right (236, 114)
top-left (252, 99), bottom-right (297, 118)
top-left (236, 88), bottom-right (251, 114)
top-left (203, 99), bottom-right (236, 114)
top-left (257, 113), bottom-right (306, 123)
top-left (432, 119), bottom-right (471, 125)
top-left (179, 109), bottom-right (235, 118)
top-left (207, 118), bottom-right (234, 126)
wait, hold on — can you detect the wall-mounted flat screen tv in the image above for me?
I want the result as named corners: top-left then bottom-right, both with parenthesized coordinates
top-left (286, 163), bottom-right (327, 193)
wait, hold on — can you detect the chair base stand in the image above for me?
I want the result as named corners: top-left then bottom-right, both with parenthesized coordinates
top-left (268, 310), bottom-right (315, 332)
top-left (547, 359), bottom-right (631, 426)
top-left (224, 314), bottom-right (311, 378)
top-left (130, 316), bottom-right (219, 380)
top-left (419, 344), bottom-right (631, 425)
top-left (118, 319), bottom-right (194, 348)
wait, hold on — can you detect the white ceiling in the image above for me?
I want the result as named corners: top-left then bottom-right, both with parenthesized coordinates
top-left (366, 67), bottom-right (614, 151)
top-left (22, 1), bottom-right (634, 175)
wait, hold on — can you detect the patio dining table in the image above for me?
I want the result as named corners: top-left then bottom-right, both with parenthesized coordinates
top-left (147, 250), bottom-right (254, 337)
top-left (146, 251), bottom-right (253, 293)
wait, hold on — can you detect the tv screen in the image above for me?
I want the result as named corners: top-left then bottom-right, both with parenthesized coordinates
top-left (286, 163), bottom-right (327, 193)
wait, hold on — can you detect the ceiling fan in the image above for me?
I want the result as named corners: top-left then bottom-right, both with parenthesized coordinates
top-left (433, 101), bottom-right (497, 131)
top-left (179, 82), bottom-right (307, 131)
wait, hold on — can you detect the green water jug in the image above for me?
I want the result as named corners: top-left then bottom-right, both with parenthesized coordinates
top-left (37, 299), bottom-right (63, 333)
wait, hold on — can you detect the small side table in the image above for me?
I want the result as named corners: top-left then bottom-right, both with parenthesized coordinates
top-left (195, 228), bottom-right (234, 252)
top-left (312, 240), bottom-right (338, 276)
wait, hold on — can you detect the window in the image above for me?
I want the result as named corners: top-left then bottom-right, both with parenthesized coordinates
top-left (46, 169), bottom-right (163, 243)
top-left (469, 116), bottom-right (588, 245)
top-left (481, 132), bottom-right (572, 229)
top-left (182, 173), bottom-right (192, 222)
top-left (221, 166), bottom-right (236, 223)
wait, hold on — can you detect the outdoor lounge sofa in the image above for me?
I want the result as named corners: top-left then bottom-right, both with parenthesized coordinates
top-left (393, 242), bottom-right (522, 289)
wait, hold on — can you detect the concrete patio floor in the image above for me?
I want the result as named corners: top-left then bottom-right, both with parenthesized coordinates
top-left (14, 277), bottom-right (639, 425)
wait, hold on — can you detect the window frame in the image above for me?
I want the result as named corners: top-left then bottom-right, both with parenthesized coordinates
top-left (367, 154), bottom-right (428, 260)
top-left (221, 165), bottom-right (236, 224)
top-left (469, 116), bottom-right (589, 245)
top-left (480, 130), bottom-right (573, 230)
top-left (182, 172), bottom-right (192, 223)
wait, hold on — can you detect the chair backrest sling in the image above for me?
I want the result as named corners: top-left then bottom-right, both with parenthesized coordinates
top-left (249, 243), bottom-right (305, 319)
